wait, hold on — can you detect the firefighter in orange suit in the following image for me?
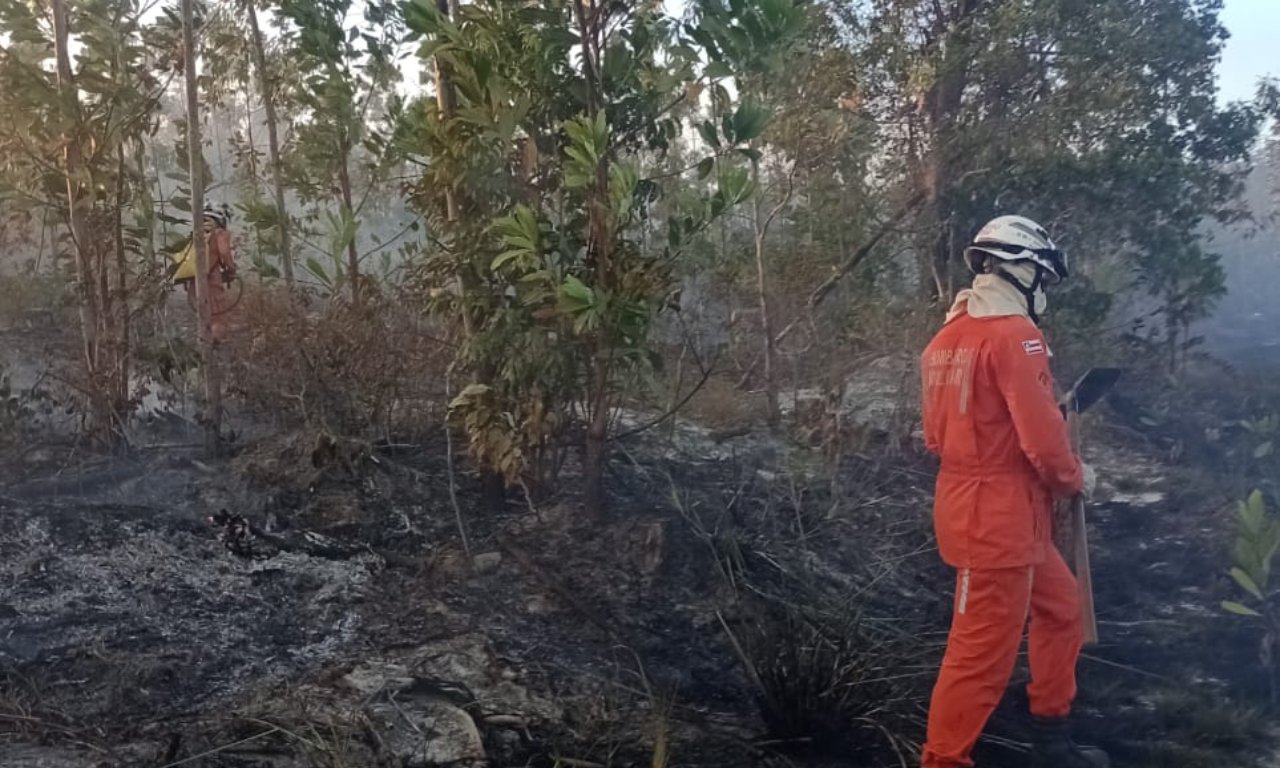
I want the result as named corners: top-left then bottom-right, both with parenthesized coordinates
top-left (919, 215), bottom-right (1107, 768)
top-left (173, 205), bottom-right (237, 342)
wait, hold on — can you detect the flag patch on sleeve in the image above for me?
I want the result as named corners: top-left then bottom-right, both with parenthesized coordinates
top-left (1022, 339), bottom-right (1045, 356)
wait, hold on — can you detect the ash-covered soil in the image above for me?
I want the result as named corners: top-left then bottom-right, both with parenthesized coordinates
top-left (0, 407), bottom-right (1275, 767)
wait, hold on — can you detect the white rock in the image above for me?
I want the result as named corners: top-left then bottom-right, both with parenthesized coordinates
top-left (1110, 491), bottom-right (1165, 506)
top-left (472, 551), bottom-right (503, 573)
top-left (369, 698), bottom-right (486, 767)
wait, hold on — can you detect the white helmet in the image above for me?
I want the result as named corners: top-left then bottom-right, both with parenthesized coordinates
top-left (964, 215), bottom-right (1068, 284)
top-left (202, 204), bottom-right (230, 229)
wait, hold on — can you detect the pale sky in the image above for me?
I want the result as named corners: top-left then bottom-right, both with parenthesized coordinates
top-left (1218, 0), bottom-right (1279, 104)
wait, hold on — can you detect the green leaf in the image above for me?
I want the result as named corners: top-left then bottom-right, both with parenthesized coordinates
top-left (568, 311), bottom-right (591, 335)
top-left (1234, 539), bottom-right (1263, 581)
top-left (1231, 567), bottom-right (1265, 600)
top-left (709, 191), bottom-right (727, 219)
top-left (491, 250), bottom-right (527, 272)
top-left (565, 144), bottom-right (598, 170)
top-left (493, 205), bottom-right (541, 256)
top-left (603, 41), bottom-right (630, 83)
top-left (593, 110), bottom-right (608, 148)
top-left (1222, 600), bottom-right (1262, 618)
top-left (705, 61), bottom-right (732, 79)
top-left (721, 113), bottom-right (736, 145)
top-left (1254, 441), bottom-right (1274, 459)
top-left (697, 120), bottom-right (720, 149)
top-left (564, 167), bottom-right (594, 189)
top-left (730, 99), bottom-right (771, 144)
top-left (1263, 525), bottom-right (1280, 570)
top-left (519, 270), bottom-right (554, 285)
top-left (304, 257), bottom-right (334, 288)
top-left (564, 116), bottom-right (589, 144)
top-left (560, 275), bottom-right (594, 307)
top-left (609, 162), bottom-right (639, 224)
top-left (696, 157), bottom-right (715, 180)
top-left (717, 165), bottom-right (755, 205)
top-left (1241, 491), bottom-right (1267, 535)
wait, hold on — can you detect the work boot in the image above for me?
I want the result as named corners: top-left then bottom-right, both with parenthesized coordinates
top-left (1029, 716), bottom-right (1110, 767)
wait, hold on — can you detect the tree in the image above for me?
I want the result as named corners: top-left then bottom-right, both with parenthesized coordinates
top-left (183, 0), bottom-right (222, 447)
top-left (1261, 78), bottom-right (1280, 217)
top-left (692, 1), bottom-right (859, 423)
top-left (0, 0), bottom-right (169, 439)
top-left (51, 0), bottom-right (104, 426)
top-left (245, 0), bottom-right (296, 288)
top-left (405, 0), bottom-right (803, 516)
top-left (849, 0), bottom-right (1261, 345)
top-left (200, 0), bottom-right (299, 287)
top-left (276, 0), bottom-right (405, 305)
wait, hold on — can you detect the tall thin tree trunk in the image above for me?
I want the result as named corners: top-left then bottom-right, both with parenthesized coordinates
top-left (433, 0), bottom-right (472, 338)
top-left (433, 0), bottom-right (459, 223)
top-left (337, 144), bottom-right (361, 307)
top-left (922, 0), bottom-right (978, 306)
top-left (1165, 303), bottom-right (1181, 375)
top-left (135, 141), bottom-right (159, 343)
top-left (246, 0), bottom-right (294, 288)
top-left (98, 210), bottom-right (115, 352)
top-left (52, 0), bottom-right (110, 435)
top-left (114, 146), bottom-right (131, 415)
top-left (752, 167), bottom-right (780, 427)
top-left (243, 90), bottom-right (269, 268)
top-left (573, 0), bottom-right (612, 519)
top-left (152, 142), bottom-right (170, 249)
top-left (182, 0), bottom-right (222, 451)
top-left (432, 0), bottom-right (463, 308)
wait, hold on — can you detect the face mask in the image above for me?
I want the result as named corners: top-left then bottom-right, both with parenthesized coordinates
top-left (996, 261), bottom-right (1048, 322)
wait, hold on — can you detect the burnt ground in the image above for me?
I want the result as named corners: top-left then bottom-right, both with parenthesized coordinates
top-left (0, 418), bottom-right (943, 768)
top-left (0, 364), bottom-right (1277, 767)
top-left (978, 438), bottom-right (1279, 768)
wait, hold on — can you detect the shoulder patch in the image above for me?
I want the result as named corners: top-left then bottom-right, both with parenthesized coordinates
top-left (1022, 339), bottom-right (1045, 356)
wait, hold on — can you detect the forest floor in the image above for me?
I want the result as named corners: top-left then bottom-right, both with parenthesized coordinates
top-left (0, 325), bottom-right (1277, 768)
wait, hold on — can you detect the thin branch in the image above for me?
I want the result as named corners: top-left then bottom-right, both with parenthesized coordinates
top-left (609, 350), bottom-right (720, 443)
top-left (770, 188), bottom-right (928, 353)
top-left (157, 728), bottom-right (282, 768)
top-left (443, 366), bottom-right (473, 562)
top-left (1078, 652), bottom-right (1173, 682)
top-left (759, 153), bottom-right (802, 236)
top-left (357, 214), bottom-right (423, 261)
top-left (733, 189), bottom-right (928, 389)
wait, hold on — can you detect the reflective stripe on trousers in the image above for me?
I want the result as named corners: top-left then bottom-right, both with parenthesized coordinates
top-left (922, 548), bottom-right (1083, 768)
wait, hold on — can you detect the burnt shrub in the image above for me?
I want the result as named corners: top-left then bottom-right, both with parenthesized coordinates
top-left (227, 285), bottom-right (449, 438)
top-left (725, 597), bottom-right (925, 760)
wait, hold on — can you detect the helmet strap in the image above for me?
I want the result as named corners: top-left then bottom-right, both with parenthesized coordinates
top-left (994, 264), bottom-right (1046, 325)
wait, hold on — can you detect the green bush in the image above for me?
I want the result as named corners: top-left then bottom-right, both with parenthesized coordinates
top-left (1222, 490), bottom-right (1280, 705)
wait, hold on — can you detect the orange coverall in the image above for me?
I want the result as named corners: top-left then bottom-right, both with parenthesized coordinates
top-left (183, 228), bottom-right (235, 341)
top-left (919, 307), bottom-right (1084, 768)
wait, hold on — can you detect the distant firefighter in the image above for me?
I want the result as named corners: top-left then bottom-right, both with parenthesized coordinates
top-left (173, 204), bottom-right (238, 342)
